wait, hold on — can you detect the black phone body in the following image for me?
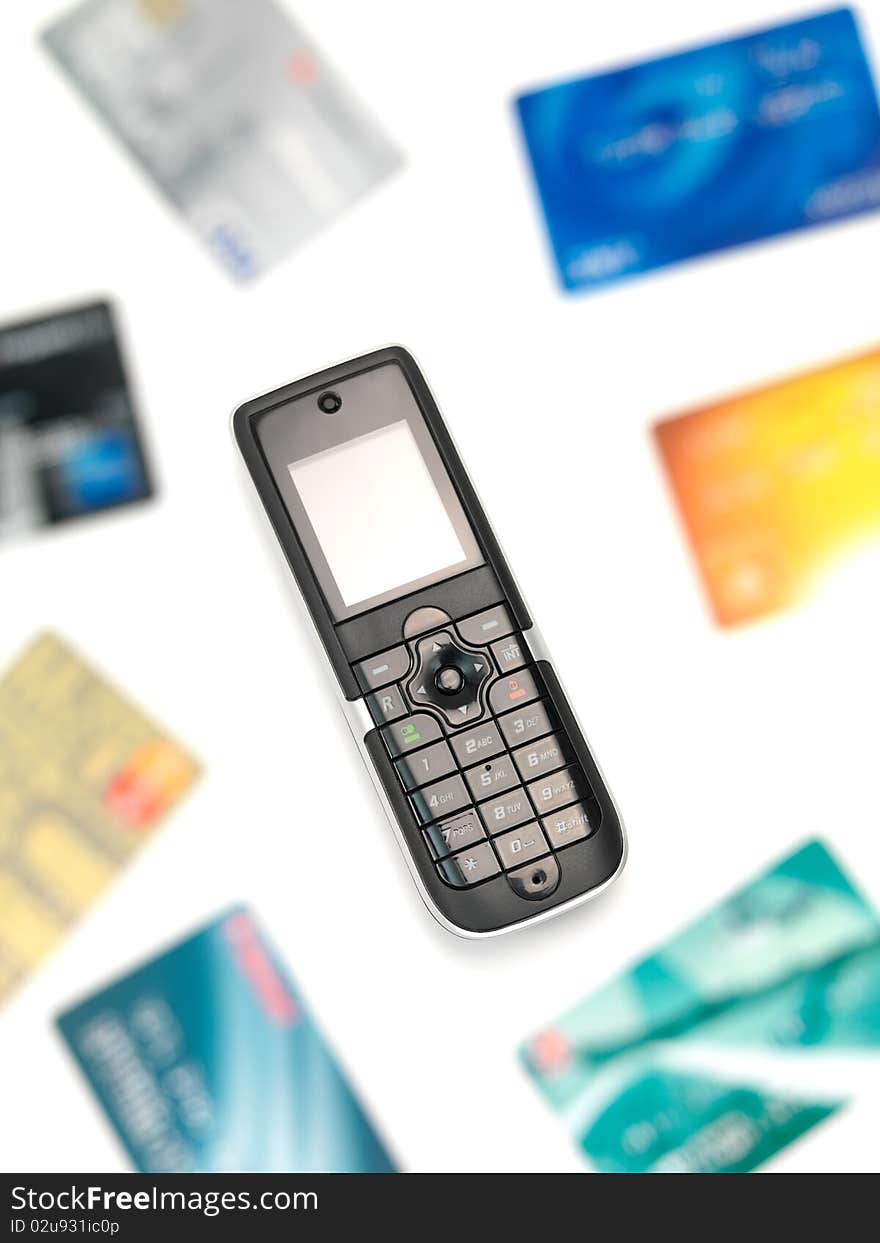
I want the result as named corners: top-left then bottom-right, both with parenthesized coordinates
top-left (233, 347), bottom-right (626, 936)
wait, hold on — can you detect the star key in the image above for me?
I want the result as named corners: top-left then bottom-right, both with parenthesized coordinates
top-left (435, 841), bottom-right (501, 888)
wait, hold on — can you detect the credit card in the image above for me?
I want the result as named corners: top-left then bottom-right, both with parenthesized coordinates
top-left (515, 8), bottom-right (880, 291)
top-left (521, 841), bottom-right (880, 1172)
top-left (574, 1067), bottom-right (839, 1174)
top-left (0, 633), bottom-right (200, 1005)
top-left (57, 908), bottom-right (398, 1173)
top-left (0, 301), bottom-right (152, 539)
top-left (654, 348), bottom-right (880, 626)
top-left (43, 0), bottom-right (402, 281)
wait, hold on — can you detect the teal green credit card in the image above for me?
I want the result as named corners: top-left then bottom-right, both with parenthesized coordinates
top-left (521, 841), bottom-right (880, 1172)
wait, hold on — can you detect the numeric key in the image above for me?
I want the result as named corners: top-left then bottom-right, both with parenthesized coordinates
top-left (409, 773), bottom-right (471, 825)
top-left (464, 754), bottom-right (519, 801)
top-left (395, 740), bottom-right (456, 791)
top-left (513, 733), bottom-right (571, 781)
top-left (493, 823), bottom-right (548, 870)
top-left (450, 721), bottom-right (505, 766)
top-left (499, 700), bottom-right (556, 748)
top-left (479, 786), bottom-right (532, 833)
top-left (423, 811), bottom-right (486, 860)
top-left (527, 766), bottom-right (587, 813)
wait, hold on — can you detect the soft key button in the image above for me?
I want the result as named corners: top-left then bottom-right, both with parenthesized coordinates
top-left (456, 605), bottom-right (514, 646)
top-left (355, 645), bottom-right (410, 692)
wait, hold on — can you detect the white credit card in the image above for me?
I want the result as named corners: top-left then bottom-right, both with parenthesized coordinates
top-left (43, 0), bottom-right (402, 280)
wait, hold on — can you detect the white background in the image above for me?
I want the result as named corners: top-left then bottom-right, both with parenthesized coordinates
top-left (2, 0), bottom-right (880, 1173)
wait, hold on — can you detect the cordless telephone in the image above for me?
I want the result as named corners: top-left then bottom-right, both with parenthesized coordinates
top-left (233, 348), bottom-right (626, 936)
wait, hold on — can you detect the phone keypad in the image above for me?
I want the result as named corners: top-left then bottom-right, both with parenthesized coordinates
top-left (366, 608), bottom-right (596, 898)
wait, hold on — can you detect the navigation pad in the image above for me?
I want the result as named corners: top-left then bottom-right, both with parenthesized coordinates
top-left (406, 630), bottom-right (492, 726)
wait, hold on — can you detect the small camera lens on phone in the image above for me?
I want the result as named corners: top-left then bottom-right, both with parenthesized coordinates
top-left (318, 391), bottom-right (342, 414)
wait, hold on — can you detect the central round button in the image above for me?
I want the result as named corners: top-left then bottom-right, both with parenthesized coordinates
top-left (434, 665), bottom-right (465, 695)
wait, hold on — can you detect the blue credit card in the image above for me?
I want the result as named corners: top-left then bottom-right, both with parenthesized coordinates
top-left (56, 909), bottom-right (397, 1173)
top-left (515, 8), bottom-right (880, 291)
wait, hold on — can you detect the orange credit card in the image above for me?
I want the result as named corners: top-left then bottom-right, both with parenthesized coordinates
top-left (654, 350), bottom-right (880, 627)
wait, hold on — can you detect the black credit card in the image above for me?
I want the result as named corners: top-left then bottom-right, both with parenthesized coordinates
top-left (0, 300), bottom-right (153, 538)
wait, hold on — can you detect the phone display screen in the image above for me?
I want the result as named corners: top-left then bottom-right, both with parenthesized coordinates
top-left (288, 421), bottom-right (468, 609)
top-left (255, 361), bottom-right (483, 621)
